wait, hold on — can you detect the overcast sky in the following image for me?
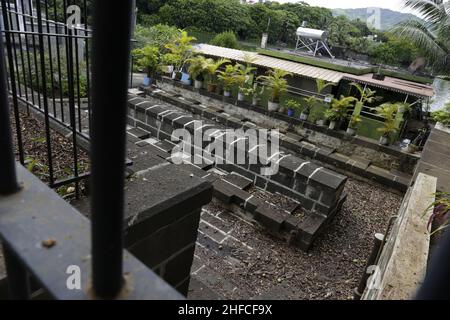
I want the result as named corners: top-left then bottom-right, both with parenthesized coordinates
top-left (276, 0), bottom-right (409, 12)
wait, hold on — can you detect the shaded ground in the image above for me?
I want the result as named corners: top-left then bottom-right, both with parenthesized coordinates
top-left (189, 178), bottom-right (402, 300)
top-left (9, 107), bottom-right (90, 197)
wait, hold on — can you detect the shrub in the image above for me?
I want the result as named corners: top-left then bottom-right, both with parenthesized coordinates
top-left (431, 103), bottom-right (450, 126)
top-left (210, 31), bottom-right (239, 49)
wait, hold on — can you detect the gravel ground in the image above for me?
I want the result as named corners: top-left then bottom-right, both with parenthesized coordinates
top-left (9, 107), bottom-right (90, 198)
top-left (193, 178), bottom-right (402, 300)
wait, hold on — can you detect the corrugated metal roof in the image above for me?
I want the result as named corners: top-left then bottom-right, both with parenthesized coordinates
top-left (195, 44), bottom-right (344, 83)
top-left (343, 73), bottom-right (435, 98)
top-left (195, 44), bottom-right (435, 98)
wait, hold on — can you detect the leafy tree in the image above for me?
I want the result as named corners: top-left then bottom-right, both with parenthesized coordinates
top-left (392, 0), bottom-right (449, 74)
top-left (210, 31), bottom-right (239, 49)
top-left (133, 24), bottom-right (180, 49)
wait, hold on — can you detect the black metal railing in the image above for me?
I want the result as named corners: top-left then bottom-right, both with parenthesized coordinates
top-left (0, 0), bottom-right (181, 300)
top-left (1, 0), bottom-right (92, 196)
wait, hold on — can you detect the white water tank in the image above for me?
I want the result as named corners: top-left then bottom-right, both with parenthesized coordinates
top-left (296, 27), bottom-right (328, 41)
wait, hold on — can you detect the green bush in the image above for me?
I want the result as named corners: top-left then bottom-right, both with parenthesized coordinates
top-left (133, 24), bottom-right (181, 50)
top-left (210, 31), bottom-right (239, 49)
top-left (19, 54), bottom-right (88, 99)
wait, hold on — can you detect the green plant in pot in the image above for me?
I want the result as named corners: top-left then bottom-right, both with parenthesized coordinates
top-left (164, 30), bottom-right (196, 80)
top-left (132, 45), bottom-right (160, 86)
top-left (257, 68), bottom-right (292, 112)
top-left (160, 52), bottom-right (182, 78)
top-left (374, 103), bottom-right (399, 145)
top-left (240, 82), bottom-right (264, 106)
top-left (326, 95), bottom-right (358, 130)
top-left (204, 58), bottom-right (230, 93)
top-left (217, 64), bottom-right (238, 97)
top-left (285, 99), bottom-right (302, 118)
top-left (235, 60), bottom-right (256, 102)
top-left (302, 79), bottom-right (336, 121)
top-left (346, 115), bottom-right (362, 136)
top-left (187, 55), bottom-right (207, 89)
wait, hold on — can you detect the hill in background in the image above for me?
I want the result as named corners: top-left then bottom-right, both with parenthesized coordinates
top-left (332, 7), bottom-right (420, 30)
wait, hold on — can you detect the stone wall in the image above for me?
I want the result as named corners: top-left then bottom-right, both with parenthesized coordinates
top-left (362, 173), bottom-right (436, 300)
top-left (127, 94), bottom-right (348, 219)
top-left (155, 79), bottom-right (418, 177)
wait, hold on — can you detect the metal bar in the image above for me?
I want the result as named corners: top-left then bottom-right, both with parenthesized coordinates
top-left (44, 0), bottom-right (57, 117)
top-left (2, 243), bottom-right (30, 299)
top-left (0, 17), bottom-right (21, 194)
top-left (51, 171), bottom-right (90, 189)
top-left (12, 0), bottom-right (30, 101)
top-left (66, 27), bottom-right (80, 199)
top-left (83, 0), bottom-right (92, 135)
top-left (53, 0), bottom-right (65, 123)
top-left (73, 27), bottom-right (82, 132)
top-left (6, 1), bottom-right (23, 98)
top-left (3, 7), bottom-right (92, 31)
top-left (35, 0), bottom-right (55, 186)
top-left (1, 27), bottom-right (91, 38)
top-left (90, 0), bottom-right (133, 298)
top-left (27, 0), bottom-right (42, 109)
top-left (353, 233), bottom-right (384, 299)
top-left (19, 0), bottom-right (35, 108)
top-left (1, 0), bottom-right (24, 166)
top-left (2, 242), bottom-right (30, 300)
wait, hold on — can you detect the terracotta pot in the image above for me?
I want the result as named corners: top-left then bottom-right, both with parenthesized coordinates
top-left (207, 83), bottom-right (217, 93)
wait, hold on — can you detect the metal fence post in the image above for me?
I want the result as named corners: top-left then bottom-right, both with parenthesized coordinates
top-left (90, 0), bottom-right (134, 298)
top-left (0, 16), bottom-right (20, 194)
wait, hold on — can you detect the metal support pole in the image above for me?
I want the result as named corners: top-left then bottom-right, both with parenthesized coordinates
top-left (90, 0), bottom-right (134, 298)
top-left (0, 19), bottom-right (20, 195)
top-left (2, 244), bottom-right (30, 299)
top-left (353, 233), bottom-right (384, 299)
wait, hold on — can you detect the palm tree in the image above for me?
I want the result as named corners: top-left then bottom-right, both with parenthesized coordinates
top-left (204, 58), bottom-right (230, 92)
top-left (392, 0), bottom-right (450, 75)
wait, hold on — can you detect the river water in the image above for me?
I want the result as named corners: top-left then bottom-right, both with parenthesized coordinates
top-left (430, 78), bottom-right (450, 111)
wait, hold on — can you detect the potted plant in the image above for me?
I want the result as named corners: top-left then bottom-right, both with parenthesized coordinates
top-left (324, 109), bottom-right (339, 129)
top-left (235, 62), bottom-right (256, 101)
top-left (257, 68), bottom-right (292, 112)
top-left (316, 115), bottom-right (326, 126)
top-left (132, 45), bottom-right (160, 86)
top-left (374, 103), bottom-right (399, 145)
top-left (240, 83), bottom-right (263, 106)
top-left (164, 30), bottom-right (196, 80)
top-left (285, 99), bottom-right (301, 118)
top-left (204, 58), bottom-right (230, 93)
top-left (326, 95), bottom-right (358, 130)
top-left (217, 64), bottom-right (238, 97)
top-left (187, 55), bottom-right (207, 89)
top-left (346, 115), bottom-right (362, 135)
top-left (160, 53), bottom-right (182, 79)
